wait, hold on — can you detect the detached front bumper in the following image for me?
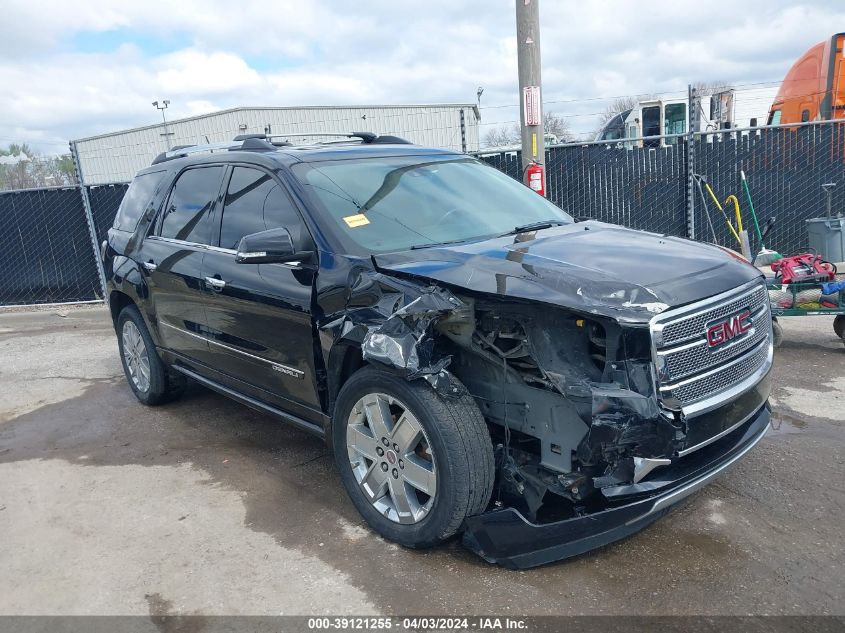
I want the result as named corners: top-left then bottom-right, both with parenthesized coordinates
top-left (462, 403), bottom-right (771, 569)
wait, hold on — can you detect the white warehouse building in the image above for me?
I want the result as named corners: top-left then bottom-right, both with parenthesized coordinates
top-left (73, 104), bottom-right (481, 185)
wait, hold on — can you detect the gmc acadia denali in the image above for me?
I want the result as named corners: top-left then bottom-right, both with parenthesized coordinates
top-left (103, 132), bottom-right (773, 568)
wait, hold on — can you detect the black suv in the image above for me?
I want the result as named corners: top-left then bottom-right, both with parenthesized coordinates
top-left (104, 133), bottom-right (773, 568)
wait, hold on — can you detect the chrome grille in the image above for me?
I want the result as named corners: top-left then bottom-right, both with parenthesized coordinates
top-left (658, 305), bottom-right (769, 381)
top-left (659, 284), bottom-right (768, 347)
top-left (671, 339), bottom-right (770, 403)
top-left (650, 279), bottom-right (773, 417)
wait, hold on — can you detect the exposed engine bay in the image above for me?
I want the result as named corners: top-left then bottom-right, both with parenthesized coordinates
top-left (326, 277), bottom-right (689, 523)
top-left (435, 293), bottom-right (685, 521)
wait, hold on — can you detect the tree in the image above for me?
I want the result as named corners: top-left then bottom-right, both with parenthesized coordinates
top-left (482, 123), bottom-right (520, 148)
top-left (596, 96), bottom-right (642, 128)
top-left (543, 112), bottom-right (573, 143)
top-left (0, 143), bottom-right (78, 191)
top-left (482, 111), bottom-right (574, 148)
top-left (692, 80), bottom-right (734, 96)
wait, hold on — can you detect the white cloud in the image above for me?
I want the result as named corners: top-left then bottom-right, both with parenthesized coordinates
top-left (156, 50), bottom-right (262, 95)
top-left (1, 0), bottom-right (844, 153)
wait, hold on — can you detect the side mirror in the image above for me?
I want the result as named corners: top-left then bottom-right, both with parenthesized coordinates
top-left (235, 227), bottom-right (301, 264)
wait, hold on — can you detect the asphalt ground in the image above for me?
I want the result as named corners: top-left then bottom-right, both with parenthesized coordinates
top-left (0, 305), bottom-right (843, 616)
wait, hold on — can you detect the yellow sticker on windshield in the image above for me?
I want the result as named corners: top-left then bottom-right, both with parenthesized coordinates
top-left (343, 213), bottom-right (370, 228)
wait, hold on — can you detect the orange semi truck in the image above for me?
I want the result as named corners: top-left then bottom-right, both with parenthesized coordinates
top-left (768, 32), bottom-right (845, 125)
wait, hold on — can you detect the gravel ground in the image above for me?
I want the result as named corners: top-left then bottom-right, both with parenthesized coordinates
top-left (0, 306), bottom-right (842, 616)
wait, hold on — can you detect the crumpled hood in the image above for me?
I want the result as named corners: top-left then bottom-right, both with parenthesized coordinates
top-left (373, 221), bottom-right (762, 323)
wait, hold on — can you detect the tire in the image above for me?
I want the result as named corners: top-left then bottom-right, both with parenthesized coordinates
top-left (332, 366), bottom-right (494, 548)
top-left (771, 318), bottom-right (783, 349)
top-left (834, 315), bottom-right (845, 340)
top-left (117, 305), bottom-right (186, 405)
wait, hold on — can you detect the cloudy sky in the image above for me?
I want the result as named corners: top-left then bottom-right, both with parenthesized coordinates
top-left (2, 0), bottom-right (843, 154)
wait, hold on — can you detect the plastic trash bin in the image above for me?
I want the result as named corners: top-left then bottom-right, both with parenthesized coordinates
top-left (806, 216), bottom-right (845, 262)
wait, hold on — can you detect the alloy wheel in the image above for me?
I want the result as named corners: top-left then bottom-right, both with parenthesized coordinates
top-left (346, 393), bottom-right (437, 524)
top-left (122, 320), bottom-right (151, 393)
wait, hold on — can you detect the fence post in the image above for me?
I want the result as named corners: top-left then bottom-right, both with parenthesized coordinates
top-left (69, 141), bottom-right (107, 302)
top-left (459, 108), bottom-right (467, 153)
top-left (686, 84), bottom-right (696, 240)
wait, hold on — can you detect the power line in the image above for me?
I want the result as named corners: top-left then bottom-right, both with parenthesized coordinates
top-left (478, 78), bottom-right (787, 112)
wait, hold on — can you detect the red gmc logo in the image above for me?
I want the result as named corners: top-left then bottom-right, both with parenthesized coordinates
top-left (706, 309), bottom-right (752, 348)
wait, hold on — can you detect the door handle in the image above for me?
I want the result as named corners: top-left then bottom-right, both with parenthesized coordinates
top-left (205, 276), bottom-right (226, 292)
top-left (142, 260), bottom-right (157, 271)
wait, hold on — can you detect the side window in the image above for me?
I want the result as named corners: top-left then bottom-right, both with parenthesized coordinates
top-left (159, 166), bottom-right (225, 244)
top-left (801, 109), bottom-right (810, 123)
top-left (219, 167), bottom-right (306, 250)
top-left (113, 171), bottom-right (165, 231)
top-left (768, 110), bottom-right (782, 126)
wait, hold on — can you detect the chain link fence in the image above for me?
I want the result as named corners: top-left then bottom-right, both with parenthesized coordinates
top-left (0, 185), bottom-right (102, 305)
top-left (477, 119), bottom-right (845, 257)
top-left (2, 119), bottom-right (844, 306)
top-left (693, 121), bottom-right (845, 256)
top-left (477, 138), bottom-right (691, 238)
top-left (87, 183), bottom-right (130, 244)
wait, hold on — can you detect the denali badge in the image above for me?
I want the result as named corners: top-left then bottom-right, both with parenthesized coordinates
top-left (272, 363), bottom-right (304, 379)
top-left (706, 309), bottom-right (752, 348)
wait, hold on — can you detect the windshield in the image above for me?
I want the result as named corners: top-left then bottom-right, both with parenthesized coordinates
top-left (291, 155), bottom-right (572, 253)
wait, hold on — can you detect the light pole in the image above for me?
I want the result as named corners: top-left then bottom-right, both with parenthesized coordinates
top-left (152, 100), bottom-right (172, 150)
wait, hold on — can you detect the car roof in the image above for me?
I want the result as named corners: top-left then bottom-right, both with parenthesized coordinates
top-left (135, 138), bottom-right (461, 178)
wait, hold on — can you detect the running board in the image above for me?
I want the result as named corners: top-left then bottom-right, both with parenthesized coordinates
top-left (172, 365), bottom-right (325, 437)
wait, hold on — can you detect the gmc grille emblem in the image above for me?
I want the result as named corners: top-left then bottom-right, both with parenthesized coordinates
top-left (706, 309), bottom-right (752, 348)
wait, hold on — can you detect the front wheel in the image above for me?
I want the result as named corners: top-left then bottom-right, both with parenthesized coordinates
top-left (772, 318), bottom-right (783, 348)
top-left (835, 315), bottom-right (845, 346)
top-left (332, 367), bottom-right (494, 548)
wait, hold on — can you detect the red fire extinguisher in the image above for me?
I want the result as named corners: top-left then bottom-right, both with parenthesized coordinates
top-left (526, 163), bottom-right (545, 197)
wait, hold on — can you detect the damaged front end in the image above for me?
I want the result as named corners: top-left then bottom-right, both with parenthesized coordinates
top-left (319, 271), bottom-right (771, 568)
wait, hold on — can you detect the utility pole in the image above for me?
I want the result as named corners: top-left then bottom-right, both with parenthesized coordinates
top-left (516, 0), bottom-right (545, 193)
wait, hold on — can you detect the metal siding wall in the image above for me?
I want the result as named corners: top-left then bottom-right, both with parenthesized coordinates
top-left (74, 105), bottom-right (479, 183)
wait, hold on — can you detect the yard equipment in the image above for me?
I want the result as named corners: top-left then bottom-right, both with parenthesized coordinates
top-left (741, 170), bottom-right (783, 266)
top-left (770, 252), bottom-right (837, 284)
top-left (765, 248), bottom-right (844, 347)
top-left (693, 174), bottom-right (720, 243)
top-left (724, 194), bottom-right (753, 260)
top-left (701, 178), bottom-right (742, 246)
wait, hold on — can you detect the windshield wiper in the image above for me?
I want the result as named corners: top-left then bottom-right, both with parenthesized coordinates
top-left (410, 237), bottom-right (479, 250)
top-left (499, 219), bottom-right (567, 237)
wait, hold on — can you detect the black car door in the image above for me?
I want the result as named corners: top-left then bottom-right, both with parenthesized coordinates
top-left (140, 165), bottom-right (226, 369)
top-left (201, 165), bottom-right (321, 423)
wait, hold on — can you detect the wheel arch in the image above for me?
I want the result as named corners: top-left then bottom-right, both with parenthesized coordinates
top-left (326, 343), bottom-right (366, 416)
top-left (109, 290), bottom-right (134, 328)
top-left (108, 287), bottom-right (163, 348)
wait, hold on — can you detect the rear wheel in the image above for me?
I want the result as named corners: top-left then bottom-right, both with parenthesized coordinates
top-left (332, 367), bottom-right (494, 548)
top-left (117, 305), bottom-right (185, 405)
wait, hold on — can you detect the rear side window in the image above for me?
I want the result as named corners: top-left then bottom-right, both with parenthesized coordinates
top-left (113, 171), bottom-right (165, 231)
top-left (159, 166), bottom-right (225, 244)
top-left (219, 167), bottom-right (305, 250)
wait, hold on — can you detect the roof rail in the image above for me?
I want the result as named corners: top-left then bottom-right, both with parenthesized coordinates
top-left (151, 141), bottom-right (239, 165)
top-left (149, 131), bottom-right (414, 166)
top-left (150, 136), bottom-right (286, 166)
top-left (258, 131), bottom-right (412, 145)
